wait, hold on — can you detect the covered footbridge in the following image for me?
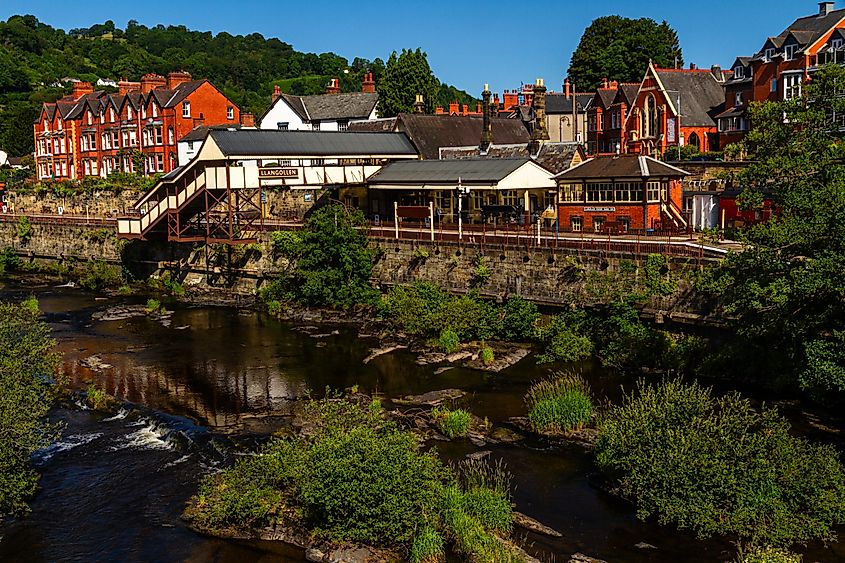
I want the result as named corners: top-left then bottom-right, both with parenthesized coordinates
top-left (117, 129), bottom-right (418, 244)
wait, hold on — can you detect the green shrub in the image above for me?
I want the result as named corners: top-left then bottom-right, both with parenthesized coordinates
top-left (438, 328), bottom-right (460, 354)
top-left (433, 293), bottom-right (499, 342)
top-left (266, 300), bottom-right (283, 317)
top-left (270, 230), bottom-right (302, 258)
top-left (409, 526), bottom-right (445, 563)
top-left (86, 383), bottom-right (116, 411)
top-left (0, 247), bottom-right (22, 275)
top-left (592, 302), bottom-right (670, 369)
top-left (500, 296), bottom-right (538, 341)
top-left (16, 216), bottom-right (32, 243)
top-left (535, 310), bottom-right (593, 364)
top-left (380, 282), bottom-right (447, 336)
top-left (480, 344), bottom-right (494, 366)
top-left (77, 260), bottom-right (124, 292)
top-left (470, 255), bottom-right (491, 287)
top-left (525, 373), bottom-right (593, 433)
top-left (432, 407), bottom-right (472, 438)
top-left (412, 247), bottom-right (430, 262)
top-left (736, 546), bottom-right (802, 563)
top-left (145, 298), bottom-right (165, 315)
top-left (595, 379), bottom-right (845, 547)
top-left (644, 253), bottom-right (675, 296)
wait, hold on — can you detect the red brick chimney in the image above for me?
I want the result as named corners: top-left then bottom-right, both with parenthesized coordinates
top-left (449, 102), bottom-right (459, 115)
top-left (462, 104), bottom-right (469, 115)
top-left (72, 81), bottom-right (94, 100)
top-left (271, 85), bottom-right (282, 104)
top-left (166, 71), bottom-right (192, 90)
top-left (503, 90), bottom-right (519, 110)
top-left (601, 77), bottom-right (609, 89)
top-left (609, 80), bottom-right (619, 89)
top-left (240, 112), bottom-right (255, 128)
top-left (361, 72), bottom-right (375, 93)
top-left (326, 78), bottom-right (340, 95)
top-left (564, 78), bottom-right (571, 97)
top-left (689, 63), bottom-right (696, 70)
top-left (492, 94), bottom-right (500, 117)
top-left (140, 73), bottom-right (166, 94)
top-left (118, 79), bottom-right (140, 96)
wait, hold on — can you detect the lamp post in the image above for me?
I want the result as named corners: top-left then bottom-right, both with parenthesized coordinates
top-left (456, 177), bottom-right (469, 241)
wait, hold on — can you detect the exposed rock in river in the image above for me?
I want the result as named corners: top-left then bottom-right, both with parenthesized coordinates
top-left (392, 389), bottom-right (466, 407)
top-left (363, 344), bottom-right (407, 364)
top-left (569, 554), bottom-right (608, 563)
top-left (513, 511), bottom-right (563, 538)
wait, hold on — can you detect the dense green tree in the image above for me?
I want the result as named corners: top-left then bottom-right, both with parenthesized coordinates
top-left (568, 16), bottom-right (683, 89)
top-left (0, 298), bottom-right (63, 517)
top-left (376, 49), bottom-right (439, 117)
top-left (596, 379), bottom-right (845, 548)
top-left (701, 64), bottom-right (845, 396)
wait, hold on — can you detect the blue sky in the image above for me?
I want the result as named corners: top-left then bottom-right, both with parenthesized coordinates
top-left (0, 0), bottom-right (827, 94)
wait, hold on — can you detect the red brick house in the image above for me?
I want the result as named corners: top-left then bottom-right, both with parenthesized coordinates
top-left (625, 64), bottom-right (726, 158)
top-left (586, 80), bottom-right (640, 155)
top-left (718, 2), bottom-right (845, 147)
top-left (554, 154), bottom-right (689, 233)
top-left (34, 72), bottom-right (242, 181)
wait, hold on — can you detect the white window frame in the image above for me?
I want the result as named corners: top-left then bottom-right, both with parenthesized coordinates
top-left (182, 100), bottom-right (190, 118)
top-left (227, 106), bottom-right (234, 120)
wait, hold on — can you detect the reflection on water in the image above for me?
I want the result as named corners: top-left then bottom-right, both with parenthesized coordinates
top-left (0, 282), bottom-right (843, 562)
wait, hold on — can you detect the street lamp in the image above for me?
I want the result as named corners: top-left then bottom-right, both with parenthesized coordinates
top-left (455, 177), bottom-right (470, 240)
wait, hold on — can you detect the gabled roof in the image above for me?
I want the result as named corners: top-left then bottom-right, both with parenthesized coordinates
top-left (146, 80), bottom-right (205, 108)
top-left (754, 7), bottom-right (845, 56)
top-left (206, 129), bottom-right (418, 158)
top-left (439, 142), bottom-right (584, 174)
top-left (553, 155), bottom-right (690, 180)
top-left (613, 84), bottom-right (641, 107)
top-left (653, 68), bottom-right (726, 127)
top-left (593, 89), bottom-right (616, 110)
top-left (264, 92), bottom-right (379, 124)
top-left (392, 113), bottom-right (530, 160)
top-left (179, 123), bottom-right (244, 143)
top-left (368, 158), bottom-right (538, 184)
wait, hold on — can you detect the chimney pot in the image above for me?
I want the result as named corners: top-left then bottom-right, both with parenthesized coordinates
top-left (820, 2), bottom-right (836, 16)
top-left (326, 78), bottom-right (341, 95)
top-left (690, 63), bottom-right (696, 70)
top-left (272, 85), bottom-right (282, 103)
top-left (601, 77), bottom-right (609, 89)
top-left (564, 78), bottom-right (571, 98)
top-left (362, 71), bottom-right (376, 93)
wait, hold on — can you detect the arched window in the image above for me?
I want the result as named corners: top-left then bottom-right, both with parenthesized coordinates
top-left (688, 132), bottom-right (700, 150)
top-left (647, 95), bottom-right (657, 138)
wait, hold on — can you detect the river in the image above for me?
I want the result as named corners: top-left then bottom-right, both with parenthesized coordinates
top-left (0, 282), bottom-right (842, 562)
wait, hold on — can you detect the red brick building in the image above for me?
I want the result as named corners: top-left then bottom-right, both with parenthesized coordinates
top-left (554, 154), bottom-right (689, 233)
top-left (33, 72), bottom-right (242, 181)
top-left (587, 64), bottom-right (726, 157)
top-left (718, 2), bottom-right (845, 147)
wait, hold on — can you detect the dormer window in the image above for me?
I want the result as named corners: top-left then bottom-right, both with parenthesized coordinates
top-left (785, 44), bottom-right (800, 61)
top-left (765, 48), bottom-right (776, 61)
top-left (834, 39), bottom-right (844, 50)
top-left (127, 106), bottom-right (133, 120)
top-left (734, 66), bottom-right (744, 79)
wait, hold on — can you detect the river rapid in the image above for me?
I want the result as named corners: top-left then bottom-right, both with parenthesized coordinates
top-left (0, 282), bottom-right (842, 562)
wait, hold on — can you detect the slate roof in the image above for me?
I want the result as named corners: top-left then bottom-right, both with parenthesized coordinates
top-left (553, 155), bottom-right (690, 180)
top-left (347, 118), bottom-right (398, 132)
top-left (208, 130), bottom-right (417, 157)
top-left (439, 142), bottom-right (582, 174)
top-left (617, 84), bottom-right (640, 106)
top-left (392, 113), bottom-right (530, 160)
top-left (150, 80), bottom-right (205, 108)
top-left (654, 70), bottom-right (726, 127)
top-left (269, 92), bottom-right (379, 123)
top-left (368, 158), bottom-right (531, 184)
top-left (179, 123), bottom-right (243, 143)
top-left (546, 93), bottom-right (593, 114)
top-left (753, 7), bottom-right (845, 56)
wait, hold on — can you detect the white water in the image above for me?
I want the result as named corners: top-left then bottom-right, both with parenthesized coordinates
top-left (101, 408), bottom-right (130, 422)
top-left (109, 420), bottom-right (174, 452)
top-left (37, 433), bottom-right (104, 461)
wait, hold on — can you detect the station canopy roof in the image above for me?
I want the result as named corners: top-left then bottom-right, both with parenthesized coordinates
top-left (203, 129), bottom-right (419, 158)
top-left (367, 158), bottom-right (556, 190)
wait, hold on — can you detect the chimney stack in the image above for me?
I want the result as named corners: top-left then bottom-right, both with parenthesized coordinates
top-left (711, 65), bottom-right (724, 82)
top-left (118, 79), bottom-right (140, 96)
top-left (362, 71), bottom-right (376, 93)
top-left (480, 84), bottom-right (493, 152)
top-left (272, 85), bottom-right (282, 103)
top-left (413, 94), bottom-right (426, 114)
top-left (530, 78), bottom-right (549, 155)
top-left (689, 63), bottom-right (697, 70)
top-left (820, 2), bottom-right (836, 16)
top-left (601, 77), bottom-right (609, 89)
top-left (240, 112), bottom-right (255, 128)
top-left (449, 101), bottom-right (459, 115)
top-left (609, 80), bottom-right (619, 89)
top-left (564, 77), bottom-right (571, 98)
top-left (140, 73), bottom-right (166, 94)
top-left (326, 78), bottom-right (340, 95)
top-left (491, 94), bottom-right (500, 118)
top-left (72, 81), bottom-right (94, 100)
top-left (166, 71), bottom-right (192, 90)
